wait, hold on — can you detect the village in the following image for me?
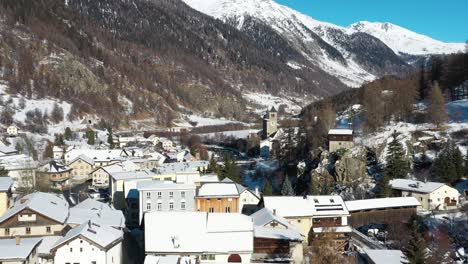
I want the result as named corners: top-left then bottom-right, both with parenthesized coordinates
top-left (0, 105), bottom-right (466, 264)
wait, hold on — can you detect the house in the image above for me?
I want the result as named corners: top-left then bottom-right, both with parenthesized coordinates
top-left (6, 125), bottom-right (20, 136)
top-left (0, 237), bottom-right (42, 264)
top-left (0, 192), bottom-right (69, 238)
top-left (328, 129), bottom-right (354, 152)
top-left (37, 236), bottom-right (62, 264)
top-left (151, 161), bottom-right (209, 183)
top-left (50, 220), bottom-right (123, 264)
top-left (46, 161), bottom-right (72, 190)
top-left (390, 179), bottom-right (460, 210)
top-left (262, 196), bottom-right (351, 246)
top-left (144, 212), bottom-right (254, 263)
top-left (67, 199), bottom-right (126, 230)
top-left (63, 148), bottom-right (128, 165)
top-left (345, 197), bottom-right (420, 227)
top-left (137, 181), bottom-right (196, 225)
top-left (109, 170), bottom-right (154, 210)
top-left (91, 160), bottom-right (140, 190)
top-left (262, 107), bottom-right (278, 139)
top-left (0, 177), bottom-right (13, 216)
top-left (250, 208), bottom-right (304, 263)
top-left (195, 182), bottom-right (260, 213)
top-left (260, 139), bottom-right (272, 159)
top-left (159, 138), bottom-right (174, 150)
top-left (67, 155), bottom-right (95, 181)
top-left (362, 249), bottom-right (407, 264)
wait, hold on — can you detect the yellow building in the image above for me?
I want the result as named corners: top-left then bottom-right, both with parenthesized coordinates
top-left (67, 155), bottom-right (95, 181)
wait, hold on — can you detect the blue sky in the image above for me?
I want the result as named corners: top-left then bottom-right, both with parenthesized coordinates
top-left (276, 0), bottom-right (467, 43)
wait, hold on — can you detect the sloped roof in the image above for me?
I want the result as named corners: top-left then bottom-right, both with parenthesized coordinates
top-left (0, 192), bottom-right (69, 224)
top-left (144, 212), bottom-right (253, 254)
top-left (0, 177), bottom-right (12, 191)
top-left (263, 196), bottom-right (314, 217)
top-left (52, 221), bottom-right (123, 250)
top-left (390, 179), bottom-right (447, 193)
top-left (0, 237), bottom-right (42, 260)
top-left (67, 199), bottom-right (125, 228)
top-left (345, 197), bottom-right (420, 212)
top-left (0, 145), bottom-right (17, 155)
top-left (254, 226), bottom-right (302, 241)
top-left (364, 249), bottom-right (407, 264)
top-left (197, 183), bottom-right (240, 197)
top-left (68, 155), bottom-right (95, 166)
top-left (328, 129), bottom-right (353, 135)
top-left (250, 208), bottom-right (295, 229)
top-left (137, 181), bottom-right (195, 191)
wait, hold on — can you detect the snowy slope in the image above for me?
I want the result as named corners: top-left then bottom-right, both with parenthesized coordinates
top-left (348, 21), bottom-right (465, 56)
top-left (183, 0), bottom-right (463, 87)
top-left (183, 0), bottom-right (374, 87)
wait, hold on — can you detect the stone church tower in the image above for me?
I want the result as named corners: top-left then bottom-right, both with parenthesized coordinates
top-left (262, 107), bottom-right (278, 139)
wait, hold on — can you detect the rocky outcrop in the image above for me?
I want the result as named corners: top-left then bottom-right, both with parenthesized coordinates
top-left (334, 147), bottom-right (367, 183)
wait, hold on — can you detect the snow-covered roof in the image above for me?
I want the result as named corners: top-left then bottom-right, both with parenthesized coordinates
top-left (390, 179), bottom-right (447, 193)
top-left (263, 196), bottom-right (349, 218)
top-left (0, 145), bottom-right (17, 155)
top-left (68, 154), bottom-right (95, 166)
top-left (0, 192), bottom-right (69, 224)
top-left (110, 170), bottom-right (153, 181)
top-left (0, 177), bottom-right (13, 191)
top-left (263, 196), bottom-right (315, 217)
top-left (197, 183), bottom-right (240, 197)
top-left (152, 161), bottom-right (208, 175)
top-left (37, 236), bottom-right (61, 257)
top-left (47, 161), bottom-right (71, 173)
top-left (198, 174), bottom-right (220, 183)
top-left (66, 148), bottom-right (127, 162)
top-left (0, 237), bottom-right (42, 260)
top-left (250, 208), bottom-right (295, 229)
top-left (364, 249), bottom-right (407, 264)
top-left (144, 212), bottom-right (253, 254)
top-left (67, 199), bottom-right (125, 228)
top-left (345, 197), bottom-right (420, 212)
top-left (137, 181), bottom-right (196, 191)
top-left (328, 129), bottom-right (353, 135)
top-left (254, 226), bottom-right (303, 241)
top-left (144, 255), bottom-right (181, 264)
top-left (52, 221), bottom-right (123, 250)
top-left (312, 226), bottom-right (353, 233)
top-left (0, 154), bottom-right (37, 170)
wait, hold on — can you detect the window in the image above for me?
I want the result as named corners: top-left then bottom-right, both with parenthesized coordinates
top-left (420, 197), bottom-right (423, 201)
top-left (146, 203), bottom-right (151, 210)
top-left (157, 202), bottom-right (162, 211)
top-left (181, 191), bottom-right (185, 198)
top-left (146, 192), bottom-right (151, 198)
top-left (297, 219), bottom-right (301, 223)
top-left (46, 226), bottom-right (51, 233)
top-left (225, 207), bottom-right (231, 213)
top-left (26, 227), bottom-right (31, 234)
top-left (80, 248), bottom-right (83, 252)
top-left (157, 192), bottom-right (162, 198)
top-left (169, 202), bottom-right (174, 210)
top-left (201, 254), bottom-right (216, 260)
top-left (209, 207), bottom-right (215, 213)
top-left (92, 262), bottom-right (97, 264)
top-left (181, 202), bottom-right (186, 210)
top-left (70, 248), bottom-right (73, 252)
top-left (5, 228), bottom-right (9, 235)
top-left (169, 191), bottom-right (174, 198)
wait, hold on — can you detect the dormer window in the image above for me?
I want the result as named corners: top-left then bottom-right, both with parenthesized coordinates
top-left (313, 199), bottom-right (318, 203)
top-left (330, 198), bottom-right (334, 203)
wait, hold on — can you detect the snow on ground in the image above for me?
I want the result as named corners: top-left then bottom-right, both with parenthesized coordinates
top-left (174, 114), bottom-right (246, 128)
top-left (286, 61), bottom-right (304, 70)
top-left (198, 129), bottom-right (260, 139)
top-left (243, 92), bottom-right (313, 116)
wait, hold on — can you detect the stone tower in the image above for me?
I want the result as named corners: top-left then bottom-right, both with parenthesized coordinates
top-left (262, 107), bottom-right (278, 139)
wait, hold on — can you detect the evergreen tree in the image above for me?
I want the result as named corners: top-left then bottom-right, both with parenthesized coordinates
top-left (43, 141), bottom-right (54, 159)
top-left (309, 174), bottom-right (319, 195)
top-left (464, 153), bottom-right (468, 177)
top-left (64, 127), bottom-right (73, 140)
top-left (384, 131), bottom-right (409, 179)
top-left (427, 82), bottom-right (448, 127)
top-left (221, 156), bottom-right (239, 182)
top-left (281, 176), bottom-right (294, 196)
top-left (107, 127), bottom-right (115, 149)
top-left (207, 155), bottom-right (218, 174)
top-left (50, 102), bottom-right (64, 123)
top-left (404, 220), bottom-right (427, 264)
top-left (377, 174), bottom-right (392, 198)
top-left (86, 130), bottom-right (95, 145)
top-left (263, 178), bottom-right (273, 196)
top-left (54, 134), bottom-right (65, 146)
top-left (431, 141), bottom-right (463, 184)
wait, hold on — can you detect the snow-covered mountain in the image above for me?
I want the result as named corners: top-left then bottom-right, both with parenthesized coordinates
top-left (348, 21), bottom-right (465, 56)
top-left (183, 0), bottom-right (463, 87)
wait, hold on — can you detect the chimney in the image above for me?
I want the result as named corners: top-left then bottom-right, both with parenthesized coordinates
top-left (273, 209), bottom-right (276, 216)
top-left (15, 236), bottom-right (21, 245)
top-left (416, 182), bottom-right (420, 188)
top-left (255, 187), bottom-right (259, 197)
